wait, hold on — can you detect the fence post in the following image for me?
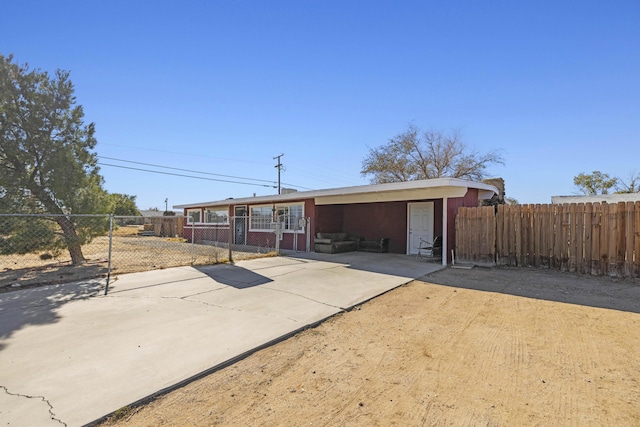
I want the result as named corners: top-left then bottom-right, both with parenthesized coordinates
top-left (104, 214), bottom-right (114, 296)
top-left (191, 221), bottom-right (196, 264)
top-left (228, 217), bottom-right (233, 263)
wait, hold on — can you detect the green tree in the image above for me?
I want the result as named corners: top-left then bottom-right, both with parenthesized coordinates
top-left (0, 54), bottom-right (109, 264)
top-left (573, 171), bottom-right (618, 195)
top-left (109, 193), bottom-right (140, 216)
top-left (361, 124), bottom-right (504, 183)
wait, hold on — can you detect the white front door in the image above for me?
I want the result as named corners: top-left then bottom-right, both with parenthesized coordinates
top-left (407, 202), bottom-right (434, 254)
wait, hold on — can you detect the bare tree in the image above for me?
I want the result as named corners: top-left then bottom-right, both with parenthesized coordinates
top-left (615, 171), bottom-right (639, 193)
top-left (361, 125), bottom-right (504, 183)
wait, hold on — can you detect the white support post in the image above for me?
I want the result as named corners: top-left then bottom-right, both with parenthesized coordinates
top-left (442, 197), bottom-right (448, 266)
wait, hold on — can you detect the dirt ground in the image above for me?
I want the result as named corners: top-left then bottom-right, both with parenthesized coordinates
top-left (102, 266), bottom-right (640, 427)
top-left (0, 226), bottom-right (267, 292)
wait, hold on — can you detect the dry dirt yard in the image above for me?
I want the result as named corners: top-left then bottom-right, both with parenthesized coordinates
top-left (0, 226), bottom-right (266, 292)
top-left (103, 266), bottom-right (640, 427)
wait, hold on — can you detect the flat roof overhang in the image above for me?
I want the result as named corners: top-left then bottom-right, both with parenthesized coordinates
top-left (174, 178), bottom-right (499, 209)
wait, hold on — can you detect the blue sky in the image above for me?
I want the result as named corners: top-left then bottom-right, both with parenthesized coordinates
top-left (3, 1), bottom-right (639, 209)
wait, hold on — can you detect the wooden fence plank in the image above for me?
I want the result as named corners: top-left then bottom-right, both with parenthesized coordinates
top-left (607, 203), bottom-right (618, 276)
top-left (616, 202), bottom-right (626, 275)
top-left (525, 204), bottom-right (534, 267)
top-left (454, 210), bottom-right (461, 260)
top-left (467, 209), bottom-right (478, 262)
top-left (600, 202), bottom-right (610, 276)
top-left (503, 204), bottom-right (512, 266)
top-left (590, 203), bottom-right (600, 275)
top-left (625, 202), bottom-right (634, 277)
top-left (569, 203), bottom-right (578, 272)
top-left (513, 205), bottom-right (521, 266)
top-left (496, 205), bottom-right (504, 265)
top-left (562, 204), bottom-right (569, 270)
top-left (484, 206), bottom-right (496, 263)
top-left (635, 202), bottom-right (640, 277)
top-left (540, 204), bottom-right (550, 268)
top-left (532, 204), bottom-right (540, 267)
top-left (582, 203), bottom-right (591, 274)
top-left (520, 205), bottom-right (528, 266)
top-left (551, 204), bottom-right (560, 269)
top-left (573, 203), bottom-right (585, 271)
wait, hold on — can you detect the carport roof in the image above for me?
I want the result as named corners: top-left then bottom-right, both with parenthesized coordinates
top-left (174, 178), bottom-right (499, 209)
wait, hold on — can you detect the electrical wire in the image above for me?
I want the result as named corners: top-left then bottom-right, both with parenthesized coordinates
top-left (97, 162), bottom-right (278, 188)
top-left (97, 155), bottom-right (315, 191)
top-left (98, 156), bottom-right (276, 184)
top-left (98, 143), bottom-right (271, 165)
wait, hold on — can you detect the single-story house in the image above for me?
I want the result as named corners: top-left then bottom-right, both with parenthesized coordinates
top-left (174, 178), bottom-right (499, 265)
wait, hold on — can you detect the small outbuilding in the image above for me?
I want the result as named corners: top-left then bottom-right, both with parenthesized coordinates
top-left (551, 193), bottom-right (640, 204)
top-left (174, 178), bottom-right (499, 265)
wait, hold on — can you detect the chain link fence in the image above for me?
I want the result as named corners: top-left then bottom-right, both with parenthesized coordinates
top-left (0, 213), bottom-right (310, 293)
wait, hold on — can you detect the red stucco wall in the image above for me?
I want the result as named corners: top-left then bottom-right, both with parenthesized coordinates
top-left (182, 187), bottom-right (488, 257)
top-left (342, 201), bottom-right (408, 253)
top-left (314, 204), bottom-right (344, 235)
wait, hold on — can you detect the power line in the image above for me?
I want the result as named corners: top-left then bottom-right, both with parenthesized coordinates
top-left (97, 162), bottom-right (278, 188)
top-left (98, 156), bottom-right (277, 184)
top-left (98, 143), bottom-right (271, 165)
top-left (97, 155), bottom-right (315, 191)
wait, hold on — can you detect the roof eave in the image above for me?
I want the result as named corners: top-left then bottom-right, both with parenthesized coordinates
top-left (173, 178), bottom-right (499, 209)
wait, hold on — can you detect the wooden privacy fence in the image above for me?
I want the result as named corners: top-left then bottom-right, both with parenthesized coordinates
top-left (149, 216), bottom-right (185, 237)
top-left (455, 202), bottom-right (640, 278)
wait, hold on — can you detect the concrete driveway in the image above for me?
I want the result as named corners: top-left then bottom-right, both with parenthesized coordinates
top-left (0, 252), bottom-right (443, 426)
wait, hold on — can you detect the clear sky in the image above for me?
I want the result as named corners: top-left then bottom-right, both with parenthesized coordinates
top-left (3, 1), bottom-right (639, 210)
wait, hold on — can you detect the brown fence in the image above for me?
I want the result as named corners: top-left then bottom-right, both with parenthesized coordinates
top-left (455, 202), bottom-right (640, 278)
top-left (149, 216), bottom-right (185, 237)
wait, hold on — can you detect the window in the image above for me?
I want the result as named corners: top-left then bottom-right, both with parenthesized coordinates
top-left (205, 209), bottom-right (229, 224)
top-left (249, 203), bottom-right (304, 231)
top-left (186, 208), bottom-right (201, 224)
top-left (250, 206), bottom-right (272, 231)
top-left (276, 204), bottom-right (304, 230)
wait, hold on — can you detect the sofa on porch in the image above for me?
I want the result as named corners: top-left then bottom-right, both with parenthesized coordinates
top-left (314, 232), bottom-right (360, 254)
top-left (357, 237), bottom-right (390, 253)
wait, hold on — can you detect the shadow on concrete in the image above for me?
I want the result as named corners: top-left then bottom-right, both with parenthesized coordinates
top-left (195, 264), bottom-right (273, 289)
top-left (0, 279), bottom-right (103, 352)
top-left (0, 262), bottom-right (108, 292)
top-left (420, 265), bottom-right (640, 315)
top-left (283, 251), bottom-right (445, 280)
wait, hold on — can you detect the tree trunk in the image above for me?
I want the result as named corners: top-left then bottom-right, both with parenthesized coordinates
top-left (55, 215), bottom-right (86, 265)
top-left (29, 186), bottom-right (87, 265)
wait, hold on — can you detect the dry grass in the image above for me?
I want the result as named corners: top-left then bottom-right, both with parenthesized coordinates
top-left (0, 225), bottom-right (275, 291)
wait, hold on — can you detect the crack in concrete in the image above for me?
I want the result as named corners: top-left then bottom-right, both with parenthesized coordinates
top-left (166, 283), bottom-right (344, 314)
top-left (260, 286), bottom-right (345, 311)
top-left (99, 282), bottom-right (338, 321)
top-left (0, 385), bottom-right (67, 426)
top-left (162, 294), bottom-right (248, 313)
top-left (104, 275), bottom-right (206, 295)
top-left (124, 291), bottom-right (303, 323)
top-left (172, 295), bottom-right (302, 322)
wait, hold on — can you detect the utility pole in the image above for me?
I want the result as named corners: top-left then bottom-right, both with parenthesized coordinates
top-left (273, 153), bottom-right (284, 194)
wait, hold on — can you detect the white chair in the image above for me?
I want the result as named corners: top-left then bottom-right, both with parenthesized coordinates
top-left (416, 236), bottom-right (442, 261)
